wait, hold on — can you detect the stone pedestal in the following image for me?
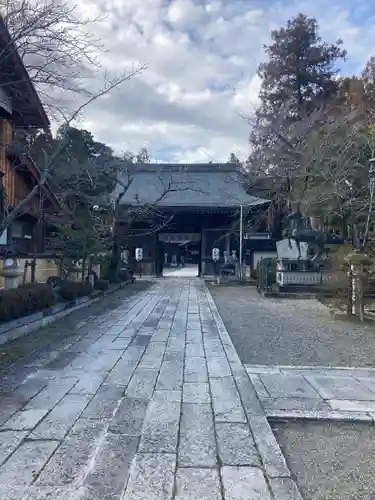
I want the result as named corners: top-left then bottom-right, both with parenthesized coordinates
top-left (276, 269), bottom-right (330, 287)
top-left (4, 275), bottom-right (18, 289)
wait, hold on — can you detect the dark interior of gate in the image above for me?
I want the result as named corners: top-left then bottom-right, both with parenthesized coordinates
top-left (159, 232), bottom-right (201, 277)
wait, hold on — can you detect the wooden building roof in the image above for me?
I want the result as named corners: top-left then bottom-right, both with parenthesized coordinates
top-left (0, 16), bottom-right (49, 128)
top-left (115, 163), bottom-right (269, 210)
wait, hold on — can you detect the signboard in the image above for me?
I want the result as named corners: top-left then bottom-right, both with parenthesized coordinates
top-left (159, 233), bottom-right (201, 243)
top-left (244, 232), bottom-right (271, 240)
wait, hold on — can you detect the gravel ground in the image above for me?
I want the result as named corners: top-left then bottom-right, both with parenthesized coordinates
top-left (272, 421), bottom-right (375, 500)
top-left (0, 280), bottom-right (152, 374)
top-left (208, 285), bottom-right (375, 367)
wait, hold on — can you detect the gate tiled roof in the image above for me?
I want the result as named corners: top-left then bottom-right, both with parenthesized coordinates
top-left (115, 163), bottom-right (269, 208)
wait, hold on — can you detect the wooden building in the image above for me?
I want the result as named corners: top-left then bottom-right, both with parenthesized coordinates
top-left (0, 16), bottom-right (59, 254)
top-left (115, 163), bottom-right (273, 276)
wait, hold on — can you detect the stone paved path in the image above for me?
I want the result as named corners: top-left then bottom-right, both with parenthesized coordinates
top-left (208, 285), bottom-right (375, 499)
top-left (247, 364), bottom-right (375, 422)
top-left (0, 279), bottom-right (302, 500)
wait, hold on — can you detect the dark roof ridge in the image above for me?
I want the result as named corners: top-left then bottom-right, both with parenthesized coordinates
top-left (131, 163), bottom-right (242, 173)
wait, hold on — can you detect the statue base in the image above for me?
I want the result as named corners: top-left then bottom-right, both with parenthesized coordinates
top-left (276, 258), bottom-right (330, 291)
top-left (276, 269), bottom-right (330, 287)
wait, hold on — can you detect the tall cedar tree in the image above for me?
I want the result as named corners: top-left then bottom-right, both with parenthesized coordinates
top-left (251, 14), bottom-right (346, 150)
top-left (247, 14), bottom-right (346, 223)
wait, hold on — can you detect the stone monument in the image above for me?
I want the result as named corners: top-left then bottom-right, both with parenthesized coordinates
top-left (276, 209), bottom-right (330, 290)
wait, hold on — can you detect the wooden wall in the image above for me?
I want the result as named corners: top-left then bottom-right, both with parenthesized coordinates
top-left (0, 119), bottom-right (13, 203)
top-left (0, 118), bottom-right (39, 215)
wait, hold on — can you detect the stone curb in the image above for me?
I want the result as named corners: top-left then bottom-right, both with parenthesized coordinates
top-left (266, 409), bottom-right (374, 422)
top-left (262, 291), bottom-right (317, 299)
top-left (246, 364), bottom-right (375, 374)
top-left (0, 279), bottom-right (135, 346)
top-left (203, 283), bottom-right (303, 499)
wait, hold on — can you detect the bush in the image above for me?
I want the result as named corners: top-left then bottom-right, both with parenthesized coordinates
top-left (46, 276), bottom-right (64, 288)
top-left (0, 283), bottom-right (55, 322)
top-left (58, 281), bottom-right (93, 301)
top-left (118, 268), bottom-right (133, 282)
top-left (103, 267), bottom-right (133, 283)
top-left (18, 282), bottom-right (38, 289)
top-left (94, 279), bottom-right (109, 291)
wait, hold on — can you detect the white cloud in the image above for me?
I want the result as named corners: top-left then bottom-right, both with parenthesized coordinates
top-left (66, 0), bottom-right (375, 163)
top-left (167, 0), bottom-right (206, 28)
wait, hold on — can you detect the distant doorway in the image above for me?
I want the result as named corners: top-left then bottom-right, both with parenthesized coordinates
top-left (163, 264), bottom-right (198, 278)
top-left (158, 232), bottom-right (201, 277)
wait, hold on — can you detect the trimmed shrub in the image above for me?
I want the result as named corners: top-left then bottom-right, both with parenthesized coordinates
top-left (250, 269), bottom-right (257, 280)
top-left (58, 281), bottom-right (93, 301)
top-left (0, 283), bottom-right (55, 322)
top-left (118, 268), bottom-right (133, 282)
top-left (46, 276), bottom-right (64, 288)
top-left (18, 282), bottom-right (35, 288)
top-left (94, 279), bottom-right (109, 291)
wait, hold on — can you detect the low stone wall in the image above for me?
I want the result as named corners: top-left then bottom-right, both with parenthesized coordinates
top-left (0, 279), bottom-right (134, 345)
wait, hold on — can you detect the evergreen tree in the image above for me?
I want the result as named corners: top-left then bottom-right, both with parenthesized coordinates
top-left (251, 13), bottom-right (346, 150)
top-left (260, 13), bottom-right (345, 113)
top-left (247, 14), bottom-right (346, 221)
top-left (227, 153), bottom-right (240, 164)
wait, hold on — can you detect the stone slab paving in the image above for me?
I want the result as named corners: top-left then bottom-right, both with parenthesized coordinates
top-left (246, 364), bottom-right (375, 421)
top-left (0, 279), bottom-right (304, 500)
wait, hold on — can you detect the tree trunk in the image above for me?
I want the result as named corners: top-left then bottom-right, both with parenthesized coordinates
top-left (111, 238), bottom-right (120, 272)
top-left (358, 266), bottom-right (365, 322)
top-left (347, 266), bottom-right (353, 316)
top-left (109, 218), bottom-right (121, 281)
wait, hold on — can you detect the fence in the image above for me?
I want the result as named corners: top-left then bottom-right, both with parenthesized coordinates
top-left (256, 258), bottom-right (277, 293)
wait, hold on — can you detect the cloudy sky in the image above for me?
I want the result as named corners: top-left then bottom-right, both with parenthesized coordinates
top-left (72, 0), bottom-right (375, 163)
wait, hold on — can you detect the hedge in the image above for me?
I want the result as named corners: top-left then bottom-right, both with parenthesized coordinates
top-left (0, 283), bottom-right (55, 322)
top-left (58, 281), bottom-right (93, 301)
top-left (118, 268), bottom-right (133, 282)
top-left (94, 279), bottom-right (109, 291)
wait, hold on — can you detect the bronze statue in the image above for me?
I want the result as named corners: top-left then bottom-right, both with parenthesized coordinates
top-left (284, 209), bottom-right (327, 261)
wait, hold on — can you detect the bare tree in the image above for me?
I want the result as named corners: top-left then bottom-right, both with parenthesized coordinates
top-left (247, 102), bottom-right (373, 233)
top-left (0, 64), bottom-right (147, 235)
top-left (43, 139), bottom-right (205, 279)
top-left (97, 164), bottom-right (202, 278)
top-left (1, 0), bottom-right (128, 113)
top-left (248, 97), bottom-right (375, 320)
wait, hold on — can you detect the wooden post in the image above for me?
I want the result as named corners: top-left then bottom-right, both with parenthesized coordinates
top-left (200, 227), bottom-right (206, 277)
top-left (23, 260), bottom-right (28, 284)
top-left (30, 259), bottom-right (36, 283)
